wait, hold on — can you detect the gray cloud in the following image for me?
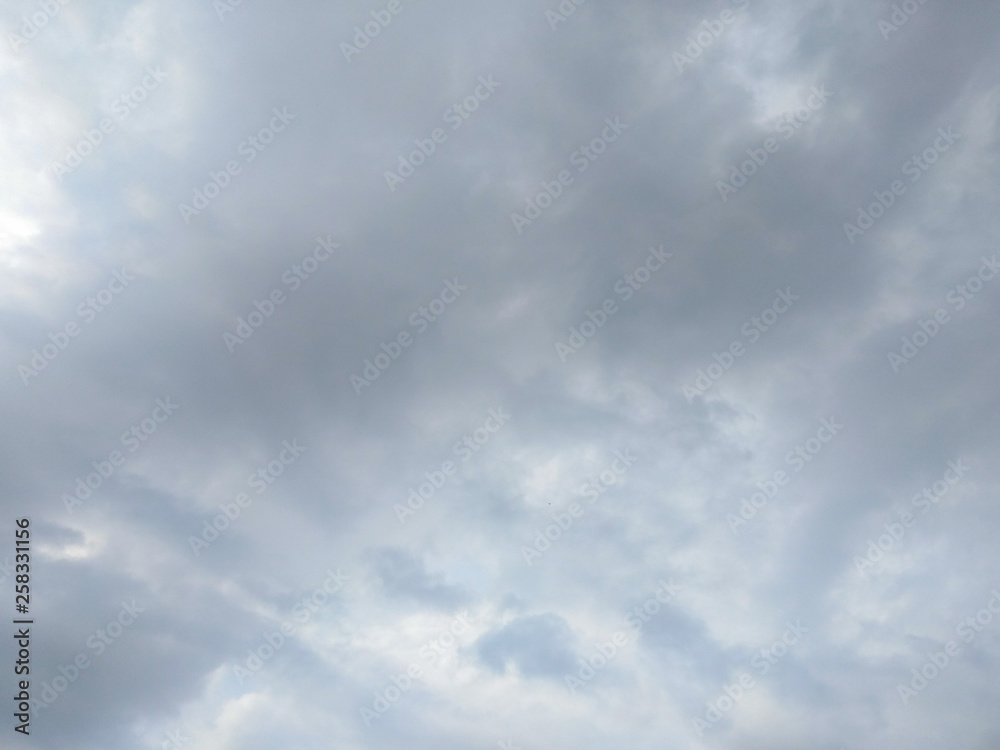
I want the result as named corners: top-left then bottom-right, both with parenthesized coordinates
top-left (1, 0), bottom-right (999, 747)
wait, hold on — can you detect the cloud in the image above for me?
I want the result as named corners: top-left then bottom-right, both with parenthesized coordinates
top-left (2, 0), bottom-right (1000, 747)
top-left (476, 613), bottom-right (577, 679)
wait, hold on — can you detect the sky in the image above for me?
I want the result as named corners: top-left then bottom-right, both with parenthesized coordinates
top-left (1, 0), bottom-right (999, 748)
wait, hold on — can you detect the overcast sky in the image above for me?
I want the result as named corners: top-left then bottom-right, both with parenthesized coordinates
top-left (2, 0), bottom-right (1000, 748)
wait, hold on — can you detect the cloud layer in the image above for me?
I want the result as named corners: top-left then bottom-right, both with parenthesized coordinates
top-left (2, 0), bottom-right (1000, 748)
